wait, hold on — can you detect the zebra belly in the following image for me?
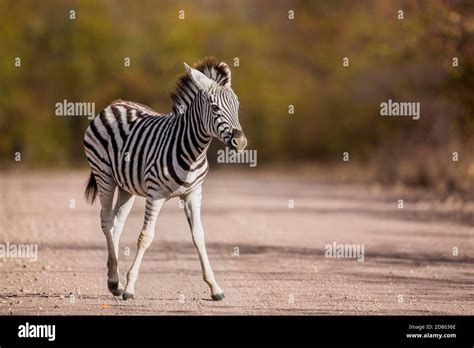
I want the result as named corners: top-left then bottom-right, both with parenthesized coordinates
top-left (113, 151), bottom-right (148, 197)
top-left (114, 153), bottom-right (209, 198)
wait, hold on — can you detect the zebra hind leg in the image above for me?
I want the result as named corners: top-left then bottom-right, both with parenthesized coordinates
top-left (109, 188), bottom-right (135, 295)
top-left (96, 179), bottom-right (123, 296)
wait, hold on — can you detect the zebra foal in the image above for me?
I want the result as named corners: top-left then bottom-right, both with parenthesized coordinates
top-left (83, 58), bottom-right (247, 301)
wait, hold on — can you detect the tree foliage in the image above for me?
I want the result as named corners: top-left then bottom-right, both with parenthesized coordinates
top-left (0, 0), bottom-right (473, 179)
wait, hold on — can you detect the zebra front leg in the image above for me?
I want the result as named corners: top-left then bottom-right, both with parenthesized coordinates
top-left (109, 188), bottom-right (135, 295)
top-left (123, 194), bottom-right (165, 300)
top-left (183, 185), bottom-right (224, 301)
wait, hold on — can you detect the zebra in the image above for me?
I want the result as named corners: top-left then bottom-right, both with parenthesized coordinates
top-left (83, 58), bottom-right (247, 301)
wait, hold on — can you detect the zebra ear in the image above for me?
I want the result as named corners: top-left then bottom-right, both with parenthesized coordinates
top-left (218, 62), bottom-right (231, 87)
top-left (184, 63), bottom-right (214, 92)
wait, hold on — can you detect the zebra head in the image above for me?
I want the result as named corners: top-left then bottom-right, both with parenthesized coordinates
top-left (183, 61), bottom-right (247, 153)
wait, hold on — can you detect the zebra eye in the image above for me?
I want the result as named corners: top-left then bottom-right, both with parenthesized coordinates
top-left (211, 104), bottom-right (220, 113)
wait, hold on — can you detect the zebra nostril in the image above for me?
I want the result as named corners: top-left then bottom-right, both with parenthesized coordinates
top-left (230, 129), bottom-right (247, 151)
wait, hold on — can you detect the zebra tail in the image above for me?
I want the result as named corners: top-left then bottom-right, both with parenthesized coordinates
top-left (85, 171), bottom-right (98, 204)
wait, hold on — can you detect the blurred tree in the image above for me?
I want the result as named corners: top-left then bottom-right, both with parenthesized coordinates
top-left (0, 0), bottom-right (472, 193)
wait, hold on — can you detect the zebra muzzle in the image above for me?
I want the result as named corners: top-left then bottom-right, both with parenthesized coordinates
top-left (230, 129), bottom-right (247, 153)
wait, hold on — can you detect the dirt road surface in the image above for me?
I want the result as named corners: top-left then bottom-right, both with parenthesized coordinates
top-left (0, 171), bottom-right (473, 315)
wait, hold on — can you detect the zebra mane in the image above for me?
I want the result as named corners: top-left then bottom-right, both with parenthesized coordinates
top-left (170, 57), bottom-right (231, 106)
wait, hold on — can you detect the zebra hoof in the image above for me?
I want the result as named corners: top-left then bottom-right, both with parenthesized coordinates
top-left (211, 292), bottom-right (225, 301)
top-left (122, 292), bottom-right (134, 301)
top-left (107, 281), bottom-right (123, 297)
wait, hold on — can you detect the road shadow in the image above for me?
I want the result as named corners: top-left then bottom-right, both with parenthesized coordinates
top-left (26, 240), bottom-right (474, 266)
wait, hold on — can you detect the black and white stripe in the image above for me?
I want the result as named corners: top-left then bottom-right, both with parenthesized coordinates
top-left (84, 59), bottom-right (242, 201)
top-left (83, 58), bottom-right (246, 301)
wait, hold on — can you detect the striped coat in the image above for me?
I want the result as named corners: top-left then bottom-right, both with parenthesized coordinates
top-left (83, 58), bottom-right (247, 301)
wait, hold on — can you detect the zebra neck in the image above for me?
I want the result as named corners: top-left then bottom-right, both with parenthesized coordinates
top-left (173, 108), bottom-right (212, 163)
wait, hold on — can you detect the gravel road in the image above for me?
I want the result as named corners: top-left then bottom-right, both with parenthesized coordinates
top-left (0, 171), bottom-right (473, 315)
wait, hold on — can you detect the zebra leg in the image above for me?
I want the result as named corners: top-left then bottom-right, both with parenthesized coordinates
top-left (183, 185), bottom-right (224, 301)
top-left (110, 188), bottom-right (135, 295)
top-left (123, 194), bottom-right (165, 300)
top-left (96, 182), bottom-right (124, 296)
